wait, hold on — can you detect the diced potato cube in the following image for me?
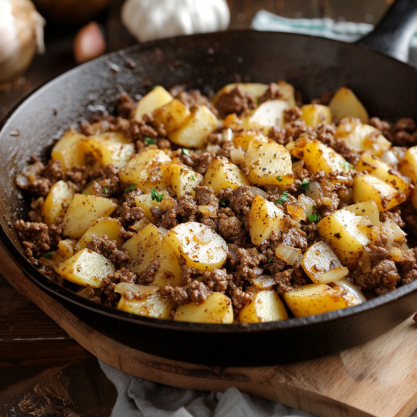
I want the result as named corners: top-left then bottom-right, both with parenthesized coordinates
top-left (249, 195), bottom-right (286, 246)
top-left (169, 163), bottom-right (203, 198)
top-left (76, 218), bottom-right (123, 252)
top-left (344, 200), bottom-right (380, 226)
top-left (356, 152), bottom-right (412, 197)
top-left (213, 83), bottom-right (268, 105)
top-left (301, 241), bottom-right (349, 284)
top-left (239, 291), bottom-right (288, 323)
top-left (233, 131), bottom-right (268, 150)
top-left (300, 104), bottom-right (332, 127)
top-left (244, 100), bottom-right (288, 133)
top-left (317, 208), bottom-right (372, 267)
top-left (335, 119), bottom-right (391, 157)
top-left (116, 284), bottom-right (173, 319)
top-left (135, 191), bottom-right (174, 222)
top-left (289, 138), bottom-right (347, 174)
top-left (165, 222), bottom-right (227, 271)
top-left (353, 174), bottom-right (406, 212)
top-left (119, 149), bottom-right (172, 193)
top-left (329, 87), bottom-right (369, 123)
top-left (81, 132), bottom-right (135, 169)
top-left (62, 194), bottom-right (117, 238)
top-left (203, 158), bottom-right (249, 193)
top-left (51, 128), bottom-right (86, 172)
top-left (135, 86), bottom-right (173, 121)
top-left (152, 99), bottom-right (191, 133)
top-left (82, 180), bottom-right (100, 196)
top-left (42, 180), bottom-right (75, 225)
top-left (123, 223), bottom-right (182, 287)
top-left (169, 105), bottom-right (217, 148)
top-left (245, 140), bottom-right (294, 186)
top-left (283, 283), bottom-right (363, 318)
top-left (56, 248), bottom-right (115, 288)
top-left (45, 239), bottom-right (76, 266)
top-left (399, 146), bottom-right (417, 183)
top-left (174, 292), bottom-right (233, 323)
top-left (274, 80), bottom-right (297, 108)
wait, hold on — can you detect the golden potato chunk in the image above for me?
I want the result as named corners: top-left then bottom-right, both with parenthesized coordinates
top-left (56, 248), bottom-right (115, 288)
top-left (43, 239), bottom-right (76, 266)
top-left (119, 149), bottom-right (172, 193)
top-left (169, 163), bottom-right (203, 198)
top-left (239, 291), bottom-right (288, 323)
top-left (233, 131), bottom-right (268, 150)
top-left (249, 195), bottom-right (286, 246)
top-left (152, 99), bottom-right (190, 133)
top-left (245, 140), bottom-right (294, 186)
top-left (76, 218), bottom-right (123, 252)
top-left (356, 152), bottom-right (412, 197)
top-left (42, 180), bottom-right (75, 225)
top-left (123, 223), bottom-right (182, 287)
top-left (317, 208), bottom-right (372, 267)
top-left (301, 241), bottom-right (349, 284)
top-left (115, 284), bottom-right (172, 319)
top-left (213, 83), bottom-right (268, 105)
top-left (174, 292), bottom-right (233, 323)
top-left (135, 86), bottom-right (173, 121)
top-left (344, 200), bottom-right (380, 226)
top-left (203, 158), bottom-right (249, 193)
top-left (169, 105), bottom-right (217, 148)
top-left (283, 283), bottom-right (363, 318)
top-left (353, 174), bottom-right (406, 212)
top-left (165, 222), bottom-right (227, 271)
top-left (135, 191), bottom-right (175, 222)
top-left (300, 104), bottom-right (332, 127)
top-left (329, 87), bottom-right (369, 123)
top-left (244, 100), bottom-right (288, 133)
top-left (62, 194), bottom-right (117, 239)
top-left (51, 128), bottom-right (86, 172)
top-left (399, 146), bottom-right (417, 183)
top-left (289, 137), bottom-right (347, 174)
top-left (335, 119), bottom-right (391, 157)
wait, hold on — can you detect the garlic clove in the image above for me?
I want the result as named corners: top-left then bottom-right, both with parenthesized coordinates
top-left (73, 21), bottom-right (106, 64)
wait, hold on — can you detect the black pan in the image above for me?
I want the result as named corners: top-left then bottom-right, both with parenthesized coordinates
top-left (1, 0), bottom-right (417, 367)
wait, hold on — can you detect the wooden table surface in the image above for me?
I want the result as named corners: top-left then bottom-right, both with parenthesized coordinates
top-left (0, 0), bottom-right (393, 415)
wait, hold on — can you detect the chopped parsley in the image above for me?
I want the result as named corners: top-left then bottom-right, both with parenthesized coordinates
top-left (124, 184), bottom-right (137, 193)
top-left (276, 175), bottom-right (283, 182)
top-left (182, 148), bottom-right (190, 156)
top-left (268, 256), bottom-right (274, 264)
top-left (44, 252), bottom-right (54, 259)
top-left (191, 175), bottom-right (195, 180)
top-left (83, 192), bottom-right (89, 195)
top-left (307, 206), bottom-right (321, 223)
top-left (103, 187), bottom-right (108, 194)
top-left (219, 197), bottom-right (228, 207)
top-left (300, 179), bottom-right (310, 191)
top-left (144, 137), bottom-right (156, 145)
top-left (275, 191), bottom-right (289, 205)
top-left (340, 160), bottom-right (355, 170)
top-left (151, 188), bottom-right (164, 203)
top-left (152, 85), bottom-right (160, 89)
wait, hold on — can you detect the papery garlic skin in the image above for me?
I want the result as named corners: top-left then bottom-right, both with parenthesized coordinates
top-left (0, 0), bottom-right (45, 84)
top-left (122, 0), bottom-right (230, 43)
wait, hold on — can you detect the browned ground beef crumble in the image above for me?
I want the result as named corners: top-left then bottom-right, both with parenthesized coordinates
top-left (14, 83), bottom-right (417, 315)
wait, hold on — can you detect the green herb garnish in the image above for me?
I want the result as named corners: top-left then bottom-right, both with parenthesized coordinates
top-left (191, 175), bottom-right (195, 180)
top-left (151, 188), bottom-right (164, 203)
top-left (276, 175), bottom-right (283, 182)
top-left (152, 85), bottom-right (160, 90)
top-left (300, 179), bottom-right (310, 191)
top-left (268, 257), bottom-right (274, 264)
top-left (103, 187), bottom-right (108, 194)
top-left (124, 184), bottom-right (137, 193)
top-left (219, 197), bottom-right (228, 207)
top-left (144, 137), bottom-right (156, 145)
top-left (182, 148), bottom-right (190, 156)
top-left (307, 206), bottom-right (321, 223)
top-left (83, 192), bottom-right (89, 196)
top-left (339, 160), bottom-right (355, 170)
top-left (44, 252), bottom-right (54, 259)
top-left (276, 191), bottom-right (289, 205)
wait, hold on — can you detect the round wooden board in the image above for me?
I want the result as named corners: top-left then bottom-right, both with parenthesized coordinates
top-left (2, 244), bottom-right (417, 417)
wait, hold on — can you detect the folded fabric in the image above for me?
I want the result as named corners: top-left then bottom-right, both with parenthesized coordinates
top-left (252, 10), bottom-right (417, 66)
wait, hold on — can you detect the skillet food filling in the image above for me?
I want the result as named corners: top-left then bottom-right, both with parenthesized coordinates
top-left (15, 82), bottom-right (417, 323)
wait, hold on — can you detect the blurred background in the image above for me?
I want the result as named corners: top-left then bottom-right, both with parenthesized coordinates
top-left (0, 0), bottom-right (393, 118)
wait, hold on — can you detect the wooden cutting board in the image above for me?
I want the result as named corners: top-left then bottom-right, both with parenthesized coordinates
top-left (2, 244), bottom-right (417, 417)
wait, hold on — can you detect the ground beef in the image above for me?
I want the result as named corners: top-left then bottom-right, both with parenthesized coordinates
top-left (258, 82), bottom-right (283, 105)
top-left (274, 265), bottom-right (308, 293)
top-left (311, 90), bottom-right (332, 105)
top-left (87, 235), bottom-right (130, 268)
top-left (216, 87), bottom-right (255, 116)
top-left (268, 126), bottom-right (287, 145)
top-left (115, 189), bottom-right (145, 227)
top-left (281, 228), bottom-right (308, 250)
top-left (150, 202), bottom-right (178, 229)
top-left (176, 194), bottom-right (198, 222)
top-left (218, 186), bottom-right (254, 229)
top-left (229, 247), bottom-right (267, 286)
top-left (217, 207), bottom-right (245, 242)
top-left (15, 220), bottom-right (53, 258)
top-left (194, 186), bottom-right (218, 207)
top-left (137, 259), bottom-right (160, 284)
top-left (283, 107), bottom-right (302, 123)
top-left (227, 281), bottom-right (252, 309)
top-left (174, 89), bottom-right (218, 116)
top-left (171, 149), bottom-right (215, 175)
top-left (116, 92), bottom-right (135, 119)
top-left (161, 280), bottom-right (211, 306)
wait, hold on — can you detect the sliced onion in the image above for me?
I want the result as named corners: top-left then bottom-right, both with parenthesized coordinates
top-left (252, 275), bottom-right (275, 290)
top-left (158, 226), bottom-right (169, 236)
top-left (401, 242), bottom-right (410, 250)
top-left (275, 243), bottom-right (302, 265)
top-left (321, 197), bottom-right (333, 206)
top-left (131, 218), bottom-right (150, 231)
top-left (319, 267), bottom-right (349, 284)
top-left (230, 148), bottom-right (245, 165)
top-left (287, 204), bottom-right (305, 221)
top-left (114, 283), bottom-right (159, 297)
top-left (305, 181), bottom-right (321, 202)
top-left (292, 160), bottom-right (305, 172)
top-left (206, 144), bottom-right (221, 153)
top-left (298, 194), bottom-right (315, 217)
top-left (194, 228), bottom-right (213, 245)
top-left (198, 205), bottom-right (217, 217)
top-left (249, 186), bottom-right (269, 199)
top-left (361, 247), bottom-right (372, 273)
top-left (387, 220), bottom-right (406, 241)
top-left (381, 150), bottom-right (399, 167)
top-left (222, 128), bottom-right (233, 142)
top-left (336, 279), bottom-right (367, 303)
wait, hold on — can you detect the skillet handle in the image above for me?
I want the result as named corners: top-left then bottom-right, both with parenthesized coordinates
top-left (358, 0), bottom-right (417, 62)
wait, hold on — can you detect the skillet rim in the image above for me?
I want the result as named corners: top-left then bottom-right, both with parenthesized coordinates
top-left (1, 29), bottom-right (417, 334)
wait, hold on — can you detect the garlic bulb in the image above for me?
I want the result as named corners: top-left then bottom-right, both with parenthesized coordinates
top-left (0, 0), bottom-right (45, 84)
top-left (122, 0), bottom-right (230, 43)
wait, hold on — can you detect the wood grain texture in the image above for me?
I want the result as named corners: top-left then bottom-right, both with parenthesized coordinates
top-left (2, 244), bottom-right (417, 417)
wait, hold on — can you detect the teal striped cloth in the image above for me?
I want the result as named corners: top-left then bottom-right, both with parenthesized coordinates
top-left (252, 10), bottom-right (417, 65)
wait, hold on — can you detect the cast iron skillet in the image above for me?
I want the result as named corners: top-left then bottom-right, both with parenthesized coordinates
top-left (1, 0), bottom-right (417, 367)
